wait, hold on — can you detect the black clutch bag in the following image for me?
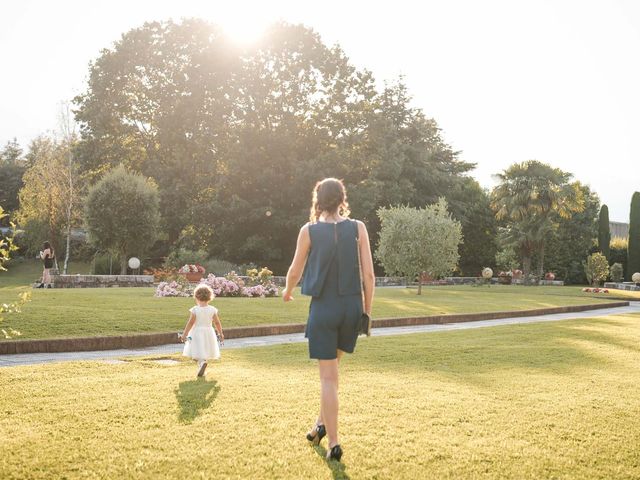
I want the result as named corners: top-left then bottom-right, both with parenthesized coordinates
top-left (360, 312), bottom-right (371, 336)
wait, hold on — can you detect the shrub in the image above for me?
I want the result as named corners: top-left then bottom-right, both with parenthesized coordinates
top-left (154, 268), bottom-right (279, 298)
top-left (495, 247), bottom-right (520, 272)
top-left (203, 258), bottom-right (238, 276)
top-left (610, 263), bottom-right (624, 283)
top-left (164, 248), bottom-right (208, 269)
top-left (144, 267), bottom-right (178, 282)
top-left (584, 252), bottom-right (609, 286)
top-left (91, 253), bottom-right (122, 275)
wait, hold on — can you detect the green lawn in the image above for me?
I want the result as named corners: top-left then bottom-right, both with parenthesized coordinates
top-left (2, 313), bottom-right (639, 479)
top-left (1, 260), bottom-right (637, 340)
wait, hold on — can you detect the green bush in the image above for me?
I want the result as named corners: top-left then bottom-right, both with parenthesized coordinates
top-left (91, 253), bottom-right (122, 275)
top-left (584, 252), bottom-right (609, 286)
top-left (609, 237), bottom-right (628, 280)
top-left (495, 247), bottom-right (520, 272)
top-left (163, 248), bottom-right (208, 269)
top-left (610, 263), bottom-right (624, 283)
top-left (202, 258), bottom-right (238, 276)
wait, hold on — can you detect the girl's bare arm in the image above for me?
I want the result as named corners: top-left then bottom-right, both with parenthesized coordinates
top-left (180, 313), bottom-right (196, 341)
top-left (212, 313), bottom-right (224, 341)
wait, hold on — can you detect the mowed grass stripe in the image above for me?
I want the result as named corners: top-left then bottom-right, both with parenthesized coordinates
top-left (1, 313), bottom-right (640, 479)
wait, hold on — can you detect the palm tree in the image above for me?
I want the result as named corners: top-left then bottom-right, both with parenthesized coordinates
top-left (491, 161), bottom-right (584, 284)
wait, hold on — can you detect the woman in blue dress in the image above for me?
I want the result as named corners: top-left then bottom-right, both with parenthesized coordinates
top-left (283, 178), bottom-right (375, 462)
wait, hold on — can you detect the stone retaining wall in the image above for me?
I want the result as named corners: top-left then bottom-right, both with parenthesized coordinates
top-left (0, 301), bottom-right (628, 354)
top-left (50, 274), bottom-right (154, 288)
top-left (604, 282), bottom-right (640, 291)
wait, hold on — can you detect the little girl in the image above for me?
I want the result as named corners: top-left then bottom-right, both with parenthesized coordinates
top-left (180, 284), bottom-right (224, 377)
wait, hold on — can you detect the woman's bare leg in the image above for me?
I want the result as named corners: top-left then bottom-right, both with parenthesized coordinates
top-left (317, 350), bottom-right (344, 446)
top-left (314, 350), bottom-right (344, 428)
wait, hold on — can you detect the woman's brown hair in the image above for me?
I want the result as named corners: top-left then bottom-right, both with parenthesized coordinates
top-left (309, 178), bottom-right (351, 223)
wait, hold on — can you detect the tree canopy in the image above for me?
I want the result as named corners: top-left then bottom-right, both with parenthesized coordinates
top-left (84, 165), bottom-right (161, 274)
top-left (73, 19), bottom-right (473, 272)
top-left (491, 160), bottom-right (584, 283)
top-left (375, 199), bottom-right (462, 294)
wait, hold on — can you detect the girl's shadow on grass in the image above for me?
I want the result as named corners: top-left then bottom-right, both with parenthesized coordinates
top-left (175, 378), bottom-right (220, 424)
top-left (313, 445), bottom-right (350, 480)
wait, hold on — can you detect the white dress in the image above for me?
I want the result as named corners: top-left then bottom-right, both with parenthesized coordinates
top-left (182, 305), bottom-right (220, 361)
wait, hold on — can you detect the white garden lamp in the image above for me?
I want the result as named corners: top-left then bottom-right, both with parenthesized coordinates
top-left (128, 257), bottom-right (141, 270)
top-left (632, 272), bottom-right (640, 284)
top-left (482, 267), bottom-right (493, 279)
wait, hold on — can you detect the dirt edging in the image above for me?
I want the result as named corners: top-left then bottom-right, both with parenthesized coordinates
top-left (0, 301), bottom-right (629, 355)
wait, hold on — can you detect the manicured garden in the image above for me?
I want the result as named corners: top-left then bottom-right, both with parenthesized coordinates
top-left (2, 313), bottom-right (639, 479)
top-left (1, 261), bottom-right (638, 340)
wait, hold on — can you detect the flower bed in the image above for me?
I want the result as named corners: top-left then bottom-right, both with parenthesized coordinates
top-left (582, 287), bottom-right (609, 294)
top-left (155, 268), bottom-right (279, 298)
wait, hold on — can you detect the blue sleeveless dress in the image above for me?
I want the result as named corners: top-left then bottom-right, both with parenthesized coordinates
top-left (301, 219), bottom-right (363, 360)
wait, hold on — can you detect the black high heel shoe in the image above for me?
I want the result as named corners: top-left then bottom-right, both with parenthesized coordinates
top-left (306, 424), bottom-right (326, 445)
top-left (327, 444), bottom-right (343, 462)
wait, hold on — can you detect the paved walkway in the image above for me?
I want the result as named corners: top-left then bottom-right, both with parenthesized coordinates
top-left (1, 302), bottom-right (638, 367)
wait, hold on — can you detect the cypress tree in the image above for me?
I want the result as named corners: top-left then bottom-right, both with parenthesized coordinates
top-left (628, 192), bottom-right (640, 280)
top-left (598, 204), bottom-right (611, 261)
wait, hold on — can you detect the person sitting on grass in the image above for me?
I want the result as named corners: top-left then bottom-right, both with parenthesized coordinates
top-left (179, 284), bottom-right (224, 377)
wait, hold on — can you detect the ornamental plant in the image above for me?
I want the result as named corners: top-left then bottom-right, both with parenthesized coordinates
top-left (584, 252), bottom-right (609, 286)
top-left (178, 264), bottom-right (206, 274)
top-left (154, 268), bottom-right (279, 298)
top-left (609, 263), bottom-right (624, 283)
top-left (247, 267), bottom-right (274, 286)
top-left (376, 200), bottom-right (462, 295)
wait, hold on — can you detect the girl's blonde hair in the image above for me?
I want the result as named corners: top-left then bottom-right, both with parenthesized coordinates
top-left (309, 178), bottom-right (350, 223)
top-left (194, 284), bottom-right (214, 302)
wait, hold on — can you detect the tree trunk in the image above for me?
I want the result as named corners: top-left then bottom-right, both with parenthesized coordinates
top-left (417, 276), bottom-right (423, 295)
top-left (63, 223), bottom-right (71, 275)
top-left (62, 148), bottom-right (74, 275)
top-left (522, 256), bottom-right (531, 285)
top-left (537, 241), bottom-right (545, 280)
top-left (120, 254), bottom-right (128, 275)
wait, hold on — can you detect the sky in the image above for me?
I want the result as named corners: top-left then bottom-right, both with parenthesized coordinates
top-left (1, 0), bottom-right (638, 222)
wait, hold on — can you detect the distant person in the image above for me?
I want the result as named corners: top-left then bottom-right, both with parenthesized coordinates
top-left (38, 241), bottom-right (55, 288)
top-left (283, 178), bottom-right (375, 462)
top-left (179, 284), bottom-right (224, 377)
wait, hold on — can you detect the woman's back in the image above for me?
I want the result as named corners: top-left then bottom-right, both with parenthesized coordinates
top-left (302, 219), bottom-right (360, 298)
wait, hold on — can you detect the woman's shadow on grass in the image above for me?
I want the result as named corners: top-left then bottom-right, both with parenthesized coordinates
top-left (175, 378), bottom-right (220, 424)
top-left (313, 445), bottom-right (350, 480)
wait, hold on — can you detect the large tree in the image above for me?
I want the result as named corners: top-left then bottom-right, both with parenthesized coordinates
top-left (544, 183), bottom-right (600, 284)
top-left (0, 139), bottom-right (26, 225)
top-left (597, 204), bottom-right (611, 261)
top-left (446, 177), bottom-right (497, 275)
top-left (491, 161), bottom-right (584, 283)
top-left (628, 192), bottom-right (640, 280)
top-left (15, 135), bottom-right (83, 272)
top-left (84, 165), bottom-right (161, 274)
top-left (74, 19), bottom-right (473, 272)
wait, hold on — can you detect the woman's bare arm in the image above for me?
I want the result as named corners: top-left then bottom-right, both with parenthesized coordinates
top-left (283, 224), bottom-right (311, 302)
top-left (357, 221), bottom-right (376, 315)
